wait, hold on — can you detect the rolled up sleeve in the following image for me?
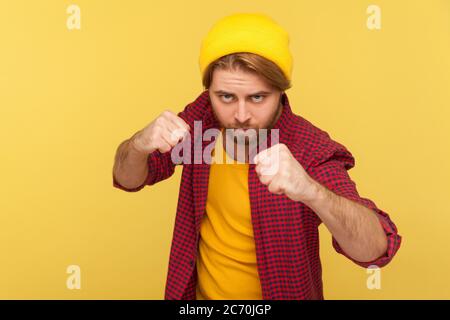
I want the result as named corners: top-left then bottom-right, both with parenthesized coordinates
top-left (113, 149), bottom-right (176, 192)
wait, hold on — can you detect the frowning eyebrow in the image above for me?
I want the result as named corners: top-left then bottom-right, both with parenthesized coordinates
top-left (213, 90), bottom-right (272, 96)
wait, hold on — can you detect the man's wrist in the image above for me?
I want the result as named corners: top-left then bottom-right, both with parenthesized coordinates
top-left (129, 133), bottom-right (150, 158)
top-left (300, 178), bottom-right (329, 209)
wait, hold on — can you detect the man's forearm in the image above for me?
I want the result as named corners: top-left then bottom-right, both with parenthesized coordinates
top-left (113, 135), bottom-right (149, 189)
top-left (303, 180), bottom-right (388, 263)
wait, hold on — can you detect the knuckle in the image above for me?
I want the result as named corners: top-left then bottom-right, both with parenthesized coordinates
top-left (155, 117), bottom-right (164, 126)
top-left (160, 144), bottom-right (170, 153)
top-left (150, 132), bottom-right (160, 145)
top-left (151, 125), bottom-right (161, 136)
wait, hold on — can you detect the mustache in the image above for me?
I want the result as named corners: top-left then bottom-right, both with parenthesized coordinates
top-left (227, 124), bottom-right (255, 130)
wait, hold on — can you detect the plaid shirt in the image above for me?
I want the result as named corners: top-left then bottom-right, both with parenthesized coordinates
top-left (113, 90), bottom-right (401, 300)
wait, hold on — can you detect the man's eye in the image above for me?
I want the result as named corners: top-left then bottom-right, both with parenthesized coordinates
top-left (220, 94), bottom-right (233, 102)
top-left (252, 95), bottom-right (264, 102)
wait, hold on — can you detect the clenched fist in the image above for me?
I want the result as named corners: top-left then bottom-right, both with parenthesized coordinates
top-left (131, 110), bottom-right (190, 154)
top-left (253, 143), bottom-right (318, 202)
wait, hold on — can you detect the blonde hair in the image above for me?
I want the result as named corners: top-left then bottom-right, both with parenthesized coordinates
top-left (202, 52), bottom-right (292, 92)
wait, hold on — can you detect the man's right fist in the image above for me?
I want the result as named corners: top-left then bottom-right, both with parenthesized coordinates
top-left (131, 110), bottom-right (190, 154)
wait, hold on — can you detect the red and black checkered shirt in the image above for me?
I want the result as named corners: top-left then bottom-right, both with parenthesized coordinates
top-left (113, 90), bottom-right (402, 300)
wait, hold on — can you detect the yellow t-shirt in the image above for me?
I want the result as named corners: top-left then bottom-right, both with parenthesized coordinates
top-left (196, 130), bottom-right (263, 300)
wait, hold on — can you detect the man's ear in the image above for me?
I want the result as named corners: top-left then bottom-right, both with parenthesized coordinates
top-left (279, 92), bottom-right (284, 107)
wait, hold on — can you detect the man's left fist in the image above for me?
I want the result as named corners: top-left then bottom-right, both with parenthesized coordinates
top-left (253, 143), bottom-right (318, 202)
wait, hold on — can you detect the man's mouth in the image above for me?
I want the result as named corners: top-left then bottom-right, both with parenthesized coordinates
top-left (235, 128), bottom-right (251, 133)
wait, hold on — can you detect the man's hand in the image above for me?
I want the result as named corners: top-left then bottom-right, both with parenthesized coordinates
top-left (113, 110), bottom-right (189, 190)
top-left (131, 110), bottom-right (190, 155)
top-left (253, 143), bottom-right (318, 202)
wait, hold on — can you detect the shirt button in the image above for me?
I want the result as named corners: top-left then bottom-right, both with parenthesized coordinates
top-left (190, 259), bottom-right (195, 267)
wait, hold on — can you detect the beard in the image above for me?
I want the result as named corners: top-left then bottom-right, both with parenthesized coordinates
top-left (224, 99), bottom-right (283, 147)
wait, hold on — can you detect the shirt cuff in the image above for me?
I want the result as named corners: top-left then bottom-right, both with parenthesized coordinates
top-left (112, 174), bottom-right (148, 192)
top-left (332, 207), bottom-right (402, 268)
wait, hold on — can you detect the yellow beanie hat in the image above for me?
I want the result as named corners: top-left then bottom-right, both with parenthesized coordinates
top-left (199, 13), bottom-right (293, 82)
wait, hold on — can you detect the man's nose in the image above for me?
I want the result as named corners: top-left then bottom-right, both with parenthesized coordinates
top-left (234, 101), bottom-right (251, 124)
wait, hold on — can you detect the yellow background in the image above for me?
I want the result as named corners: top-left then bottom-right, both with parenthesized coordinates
top-left (1, 0), bottom-right (449, 299)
